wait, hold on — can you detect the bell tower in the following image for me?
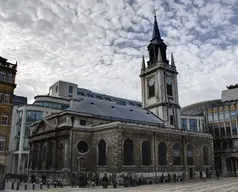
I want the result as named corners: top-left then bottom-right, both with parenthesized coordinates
top-left (140, 15), bottom-right (180, 128)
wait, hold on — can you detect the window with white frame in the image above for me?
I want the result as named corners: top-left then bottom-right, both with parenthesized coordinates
top-left (7, 73), bottom-right (13, 83)
top-left (0, 136), bottom-right (5, 152)
top-left (4, 94), bottom-right (10, 103)
top-left (0, 72), bottom-right (5, 81)
top-left (2, 116), bottom-right (8, 125)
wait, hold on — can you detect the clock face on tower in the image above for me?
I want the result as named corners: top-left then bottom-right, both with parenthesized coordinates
top-left (166, 77), bottom-right (172, 85)
top-left (149, 78), bottom-right (155, 86)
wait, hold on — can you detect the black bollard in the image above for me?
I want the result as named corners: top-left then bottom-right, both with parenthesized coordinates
top-left (16, 181), bottom-right (20, 190)
top-left (54, 181), bottom-right (56, 188)
top-left (47, 182), bottom-right (50, 189)
top-left (32, 183), bottom-right (35, 190)
top-left (25, 183), bottom-right (27, 190)
top-left (11, 181), bottom-right (14, 190)
top-left (40, 182), bottom-right (43, 189)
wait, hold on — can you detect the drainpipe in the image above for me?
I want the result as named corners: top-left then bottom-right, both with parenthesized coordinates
top-left (69, 116), bottom-right (75, 187)
top-left (153, 132), bottom-right (156, 174)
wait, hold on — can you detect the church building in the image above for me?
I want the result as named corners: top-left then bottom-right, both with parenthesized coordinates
top-left (28, 15), bottom-right (214, 182)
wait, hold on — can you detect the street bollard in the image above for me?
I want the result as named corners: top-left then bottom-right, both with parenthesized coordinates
top-left (47, 182), bottom-right (50, 189)
top-left (54, 181), bottom-right (57, 188)
top-left (16, 181), bottom-right (20, 190)
top-left (11, 181), bottom-right (14, 190)
top-left (32, 183), bottom-right (35, 190)
top-left (25, 183), bottom-right (27, 190)
top-left (40, 182), bottom-right (43, 189)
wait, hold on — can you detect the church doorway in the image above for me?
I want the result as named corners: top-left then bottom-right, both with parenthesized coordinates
top-left (189, 168), bottom-right (193, 179)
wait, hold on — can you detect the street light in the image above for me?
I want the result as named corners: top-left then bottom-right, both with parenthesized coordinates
top-left (70, 116), bottom-right (75, 187)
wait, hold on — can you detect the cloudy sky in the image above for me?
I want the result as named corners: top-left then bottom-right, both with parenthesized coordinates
top-left (0, 0), bottom-right (237, 107)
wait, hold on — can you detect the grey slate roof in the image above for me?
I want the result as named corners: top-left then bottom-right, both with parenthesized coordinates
top-left (67, 98), bottom-right (164, 126)
top-left (77, 87), bottom-right (142, 107)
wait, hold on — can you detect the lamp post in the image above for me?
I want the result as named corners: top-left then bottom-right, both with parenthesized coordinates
top-left (69, 116), bottom-right (75, 187)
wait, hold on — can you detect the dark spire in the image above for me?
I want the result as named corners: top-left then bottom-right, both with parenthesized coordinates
top-left (171, 52), bottom-right (176, 67)
top-left (141, 55), bottom-right (146, 70)
top-left (151, 15), bottom-right (161, 41)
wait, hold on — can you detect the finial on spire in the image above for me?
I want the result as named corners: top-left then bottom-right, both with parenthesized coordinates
top-left (141, 55), bottom-right (146, 70)
top-left (171, 52), bottom-right (176, 67)
top-left (153, 0), bottom-right (156, 17)
top-left (151, 0), bottom-right (161, 42)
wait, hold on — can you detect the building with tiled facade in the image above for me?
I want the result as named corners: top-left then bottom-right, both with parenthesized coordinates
top-left (27, 15), bottom-right (214, 184)
top-left (0, 56), bottom-right (17, 179)
top-left (181, 84), bottom-right (238, 176)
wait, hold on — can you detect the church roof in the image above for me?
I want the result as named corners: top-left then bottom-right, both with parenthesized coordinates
top-left (67, 98), bottom-right (164, 126)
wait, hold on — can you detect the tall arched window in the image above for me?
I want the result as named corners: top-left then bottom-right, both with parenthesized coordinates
top-left (32, 145), bottom-right (38, 169)
top-left (124, 139), bottom-right (134, 165)
top-left (203, 146), bottom-right (209, 165)
top-left (186, 144), bottom-right (193, 165)
top-left (173, 143), bottom-right (181, 165)
top-left (158, 142), bottom-right (167, 165)
top-left (142, 141), bottom-right (151, 165)
top-left (98, 140), bottom-right (107, 166)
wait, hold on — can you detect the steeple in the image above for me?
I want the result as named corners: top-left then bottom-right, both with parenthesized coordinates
top-left (171, 52), bottom-right (176, 68)
top-left (151, 15), bottom-right (161, 41)
top-left (141, 55), bottom-right (146, 70)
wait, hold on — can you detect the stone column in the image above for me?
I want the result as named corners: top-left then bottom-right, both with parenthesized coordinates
top-left (52, 140), bottom-right (57, 169)
top-left (221, 157), bottom-right (227, 176)
top-left (64, 139), bottom-right (68, 169)
top-left (231, 159), bottom-right (234, 175)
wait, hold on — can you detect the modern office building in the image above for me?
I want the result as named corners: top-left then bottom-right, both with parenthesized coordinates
top-left (8, 95), bottom-right (70, 174)
top-left (13, 95), bottom-right (27, 106)
top-left (0, 56), bottom-right (17, 177)
top-left (181, 84), bottom-right (238, 176)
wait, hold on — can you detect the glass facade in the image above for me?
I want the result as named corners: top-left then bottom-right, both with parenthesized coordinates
top-left (181, 118), bottom-right (187, 129)
top-left (34, 101), bottom-right (69, 110)
top-left (26, 111), bottom-right (43, 122)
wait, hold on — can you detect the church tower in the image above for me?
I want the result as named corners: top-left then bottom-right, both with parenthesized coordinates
top-left (140, 15), bottom-right (180, 128)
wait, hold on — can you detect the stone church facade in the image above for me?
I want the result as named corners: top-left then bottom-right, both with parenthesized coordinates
top-left (28, 15), bottom-right (214, 182)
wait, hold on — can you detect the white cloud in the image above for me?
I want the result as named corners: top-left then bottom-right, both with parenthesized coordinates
top-left (0, 0), bottom-right (237, 107)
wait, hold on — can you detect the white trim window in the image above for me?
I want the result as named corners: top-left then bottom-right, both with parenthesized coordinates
top-left (0, 136), bottom-right (5, 152)
top-left (4, 94), bottom-right (10, 103)
top-left (2, 115), bottom-right (8, 125)
top-left (0, 72), bottom-right (5, 81)
top-left (7, 73), bottom-right (13, 83)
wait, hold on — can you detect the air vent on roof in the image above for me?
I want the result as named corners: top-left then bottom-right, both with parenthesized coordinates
top-left (146, 112), bottom-right (150, 115)
top-left (111, 106), bottom-right (115, 108)
top-left (130, 109), bottom-right (133, 112)
top-left (90, 102), bottom-right (94, 105)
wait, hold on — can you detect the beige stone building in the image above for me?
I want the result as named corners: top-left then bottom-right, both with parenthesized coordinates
top-left (0, 56), bottom-right (17, 177)
top-left (28, 15), bottom-right (214, 183)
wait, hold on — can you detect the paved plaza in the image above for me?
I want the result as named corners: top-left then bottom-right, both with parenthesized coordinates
top-left (4, 177), bottom-right (238, 192)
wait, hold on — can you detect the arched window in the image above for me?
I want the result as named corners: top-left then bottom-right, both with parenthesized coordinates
top-left (98, 140), bottom-right (107, 166)
top-left (142, 141), bottom-right (151, 165)
top-left (158, 142), bottom-right (167, 165)
top-left (166, 77), bottom-right (173, 96)
top-left (124, 139), bottom-right (134, 165)
top-left (203, 146), bottom-right (209, 165)
top-left (173, 143), bottom-right (181, 165)
top-left (32, 145), bottom-right (38, 169)
top-left (186, 144), bottom-right (193, 165)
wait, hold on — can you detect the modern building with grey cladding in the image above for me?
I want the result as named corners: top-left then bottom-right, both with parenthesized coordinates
top-left (181, 84), bottom-right (238, 176)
